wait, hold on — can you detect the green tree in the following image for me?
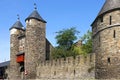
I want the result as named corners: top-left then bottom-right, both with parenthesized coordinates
top-left (81, 30), bottom-right (92, 54)
top-left (51, 47), bottom-right (65, 59)
top-left (72, 45), bottom-right (85, 55)
top-left (55, 27), bottom-right (79, 50)
top-left (51, 46), bottom-right (81, 59)
top-left (51, 28), bottom-right (92, 59)
top-left (51, 27), bottom-right (80, 59)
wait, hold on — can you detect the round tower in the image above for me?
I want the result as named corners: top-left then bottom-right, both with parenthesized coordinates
top-left (92, 0), bottom-right (120, 79)
top-left (25, 7), bottom-right (47, 79)
top-left (9, 18), bottom-right (25, 79)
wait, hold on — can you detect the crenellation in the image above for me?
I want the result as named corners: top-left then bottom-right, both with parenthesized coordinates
top-left (36, 54), bottom-right (95, 79)
top-left (87, 54), bottom-right (92, 65)
top-left (40, 54), bottom-right (95, 67)
top-left (66, 57), bottom-right (73, 65)
top-left (60, 58), bottom-right (65, 67)
top-left (55, 59), bottom-right (59, 66)
top-left (53, 59), bottom-right (57, 66)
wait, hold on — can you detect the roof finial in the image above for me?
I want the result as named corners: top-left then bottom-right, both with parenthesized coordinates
top-left (17, 14), bottom-right (20, 21)
top-left (34, 3), bottom-right (37, 10)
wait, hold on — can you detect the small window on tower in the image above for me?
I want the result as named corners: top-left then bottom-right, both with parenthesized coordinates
top-left (113, 30), bottom-right (116, 38)
top-left (54, 71), bottom-right (56, 75)
top-left (99, 35), bottom-right (101, 47)
top-left (108, 57), bottom-right (111, 63)
top-left (110, 16), bottom-right (112, 25)
top-left (100, 16), bottom-right (103, 22)
top-left (74, 69), bottom-right (76, 75)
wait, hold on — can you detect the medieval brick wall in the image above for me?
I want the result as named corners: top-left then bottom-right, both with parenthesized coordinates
top-left (36, 54), bottom-right (95, 79)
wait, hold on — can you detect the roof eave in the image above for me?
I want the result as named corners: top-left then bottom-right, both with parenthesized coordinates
top-left (25, 17), bottom-right (47, 23)
top-left (9, 27), bottom-right (25, 31)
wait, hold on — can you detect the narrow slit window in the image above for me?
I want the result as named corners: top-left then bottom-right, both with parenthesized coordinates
top-left (113, 30), bottom-right (116, 38)
top-left (110, 16), bottom-right (112, 25)
top-left (99, 35), bottom-right (101, 47)
top-left (100, 16), bottom-right (103, 22)
top-left (99, 35), bottom-right (100, 42)
top-left (54, 71), bottom-right (56, 75)
top-left (108, 57), bottom-right (111, 63)
top-left (74, 69), bottom-right (76, 75)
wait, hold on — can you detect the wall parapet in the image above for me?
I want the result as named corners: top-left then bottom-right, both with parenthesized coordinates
top-left (40, 53), bottom-right (95, 67)
top-left (36, 53), bottom-right (95, 79)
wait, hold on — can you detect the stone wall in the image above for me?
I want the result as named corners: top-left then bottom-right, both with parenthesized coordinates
top-left (92, 10), bottom-right (120, 79)
top-left (10, 32), bottom-right (21, 79)
top-left (25, 19), bottom-right (46, 79)
top-left (36, 53), bottom-right (95, 79)
top-left (46, 39), bottom-right (54, 60)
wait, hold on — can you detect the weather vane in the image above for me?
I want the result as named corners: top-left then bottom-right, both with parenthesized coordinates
top-left (34, 3), bottom-right (37, 10)
top-left (17, 14), bottom-right (20, 21)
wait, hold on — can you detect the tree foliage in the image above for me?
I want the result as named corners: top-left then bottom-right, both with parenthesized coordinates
top-left (51, 28), bottom-right (92, 59)
top-left (51, 46), bottom-right (81, 59)
top-left (81, 30), bottom-right (92, 54)
top-left (51, 27), bottom-right (80, 59)
top-left (55, 27), bottom-right (79, 50)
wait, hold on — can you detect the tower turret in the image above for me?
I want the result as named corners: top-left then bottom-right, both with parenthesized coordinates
top-left (92, 0), bottom-right (120, 79)
top-left (9, 17), bottom-right (25, 79)
top-left (25, 5), bottom-right (47, 79)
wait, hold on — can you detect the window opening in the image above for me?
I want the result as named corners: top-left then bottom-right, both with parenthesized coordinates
top-left (110, 16), bottom-right (112, 25)
top-left (100, 16), bottom-right (103, 22)
top-left (74, 69), bottom-right (76, 75)
top-left (113, 30), bottom-right (116, 38)
top-left (108, 57), bottom-right (111, 63)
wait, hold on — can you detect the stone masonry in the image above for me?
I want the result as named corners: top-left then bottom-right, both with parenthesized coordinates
top-left (8, 7), bottom-right (96, 79)
top-left (10, 28), bottom-right (25, 79)
top-left (36, 54), bottom-right (95, 79)
top-left (92, 0), bottom-right (120, 79)
top-left (10, 34), bottom-right (20, 79)
top-left (25, 19), bottom-right (46, 79)
top-left (4, 0), bottom-right (120, 79)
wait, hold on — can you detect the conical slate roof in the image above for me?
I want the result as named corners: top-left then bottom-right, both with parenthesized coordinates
top-left (98, 0), bottom-right (120, 16)
top-left (25, 10), bottom-right (46, 23)
top-left (9, 21), bottom-right (25, 30)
